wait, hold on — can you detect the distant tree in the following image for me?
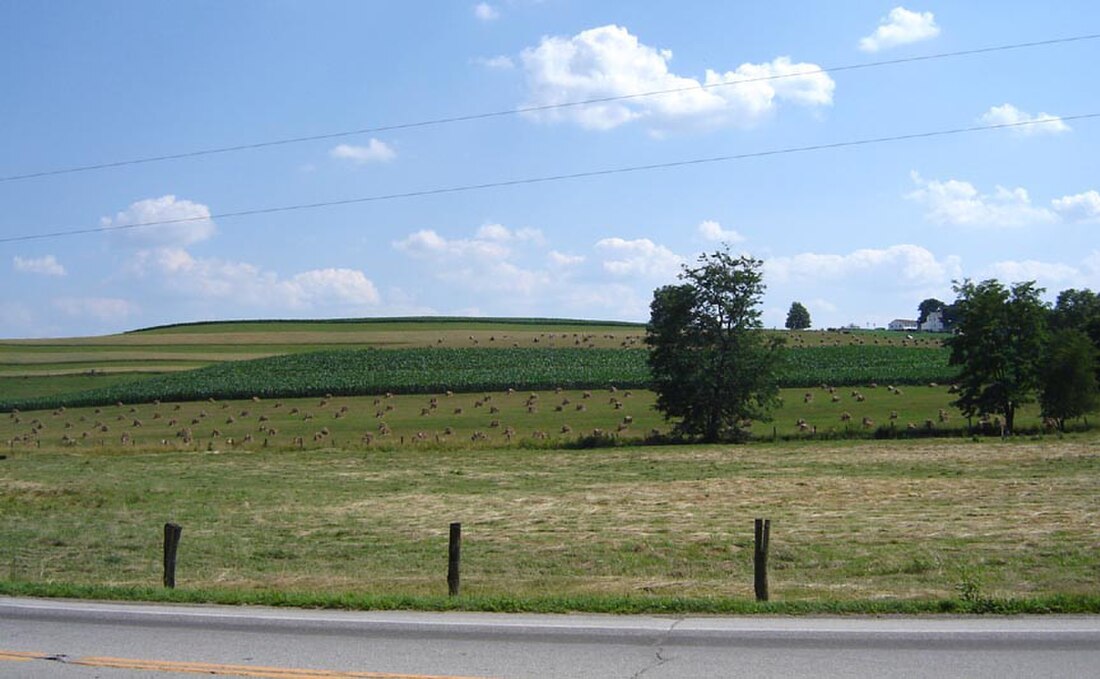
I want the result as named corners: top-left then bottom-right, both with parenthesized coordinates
top-left (785, 301), bottom-right (811, 330)
top-left (1050, 289), bottom-right (1100, 336)
top-left (945, 279), bottom-right (1048, 434)
top-left (1050, 288), bottom-right (1100, 366)
top-left (1039, 329), bottom-right (1100, 430)
top-left (646, 249), bottom-right (785, 442)
top-left (917, 298), bottom-right (946, 326)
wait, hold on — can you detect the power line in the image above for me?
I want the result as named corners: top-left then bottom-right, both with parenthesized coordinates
top-left (4, 113), bottom-right (1096, 245)
top-left (1, 33), bottom-right (1097, 184)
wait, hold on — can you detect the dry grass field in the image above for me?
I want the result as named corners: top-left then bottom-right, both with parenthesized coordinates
top-left (3, 435), bottom-right (1096, 602)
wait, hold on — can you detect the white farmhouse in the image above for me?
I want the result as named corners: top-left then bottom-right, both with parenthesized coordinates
top-left (920, 310), bottom-right (945, 332)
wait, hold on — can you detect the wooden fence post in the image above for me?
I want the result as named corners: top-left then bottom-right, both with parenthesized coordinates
top-left (754, 518), bottom-right (770, 602)
top-left (447, 522), bottom-right (461, 596)
top-left (163, 522), bottom-right (182, 589)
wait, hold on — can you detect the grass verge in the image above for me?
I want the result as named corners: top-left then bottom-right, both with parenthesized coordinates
top-left (3, 581), bottom-right (1098, 615)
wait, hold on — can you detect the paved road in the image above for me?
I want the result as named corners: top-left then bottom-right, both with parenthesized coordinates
top-left (3, 597), bottom-right (1099, 678)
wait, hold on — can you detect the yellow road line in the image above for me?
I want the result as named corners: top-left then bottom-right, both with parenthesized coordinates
top-left (66, 654), bottom-right (492, 679)
top-left (0, 650), bottom-right (48, 662)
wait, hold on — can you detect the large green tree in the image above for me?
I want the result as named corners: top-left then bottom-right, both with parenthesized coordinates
top-left (785, 301), bottom-right (811, 330)
top-left (646, 249), bottom-right (784, 442)
top-left (917, 298), bottom-right (945, 326)
top-left (1039, 328), bottom-right (1100, 430)
top-left (945, 279), bottom-right (1048, 433)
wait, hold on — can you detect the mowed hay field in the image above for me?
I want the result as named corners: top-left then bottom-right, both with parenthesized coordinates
top-left (2, 439), bottom-right (1096, 601)
top-left (0, 386), bottom-right (1038, 453)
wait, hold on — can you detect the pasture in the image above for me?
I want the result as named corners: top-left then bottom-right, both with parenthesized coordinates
top-left (2, 436), bottom-right (1096, 604)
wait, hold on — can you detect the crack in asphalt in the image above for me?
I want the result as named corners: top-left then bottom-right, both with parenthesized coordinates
top-left (629, 617), bottom-right (684, 678)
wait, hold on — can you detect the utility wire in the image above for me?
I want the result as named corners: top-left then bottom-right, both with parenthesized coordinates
top-left (1, 33), bottom-right (1097, 183)
top-left (4, 113), bottom-right (1096, 245)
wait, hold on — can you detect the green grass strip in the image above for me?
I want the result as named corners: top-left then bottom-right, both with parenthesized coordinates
top-left (2, 582), bottom-right (1096, 615)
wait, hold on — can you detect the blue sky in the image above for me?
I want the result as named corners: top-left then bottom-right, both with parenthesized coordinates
top-left (2, 1), bottom-right (1098, 337)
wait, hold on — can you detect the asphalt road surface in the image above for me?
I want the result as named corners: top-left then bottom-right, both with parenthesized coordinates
top-left (3, 597), bottom-right (1099, 678)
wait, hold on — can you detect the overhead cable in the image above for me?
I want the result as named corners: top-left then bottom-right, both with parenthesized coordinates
top-left (1, 33), bottom-right (1097, 183)
top-left (3, 112), bottom-right (1096, 245)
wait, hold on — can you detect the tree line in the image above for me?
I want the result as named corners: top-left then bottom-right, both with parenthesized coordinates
top-left (645, 248), bottom-right (1100, 442)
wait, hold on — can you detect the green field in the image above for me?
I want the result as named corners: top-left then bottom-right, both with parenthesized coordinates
top-left (3, 437), bottom-right (1095, 606)
top-left (0, 318), bottom-right (947, 386)
top-left (0, 344), bottom-right (956, 413)
top-left (4, 317), bottom-right (1094, 614)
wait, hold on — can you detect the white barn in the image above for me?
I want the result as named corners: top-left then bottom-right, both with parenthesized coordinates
top-left (888, 319), bottom-right (918, 332)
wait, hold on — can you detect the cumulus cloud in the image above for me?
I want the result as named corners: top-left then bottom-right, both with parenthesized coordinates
top-left (975, 252), bottom-right (1100, 291)
top-left (1052, 190), bottom-right (1100, 223)
top-left (282, 269), bottom-right (380, 306)
top-left (330, 139), bottom-right (396, 164)
top-left (519, 24), bottom-right (833, 131)
top-left (474, 55), bottom-right (515, 70)
top-left (53, 297), bottom-right (138, 322)
top-left (595, 237), bottom-right (684, 279)
top-left (13, 254), bottom-right (65, 276)
top-left (548, 250), bottom-right (584, 267)
top-left (393, 225), bottom-right (553, 295)
top-left (859, 6), bottom-right (940, 52)
top-left (980, 103), bottom-right (1070, 136)
top-left (982, 259), bottom-right (1083, 286)
top-left (101, 195), bottom-right (215, 247)
top-left (475, 223), bottom-right (544, 244)
top-left (393, 229), bottom-right (509, 261)
top-left (907, 172), bottom-right (1058, 227)
top-left (473, 2), bottom-right (499, 21)
top-left (129, 247), bottom-right (380, 310)
top-left (697, 220), bottom-right (744, 242)
top-left (766, 244), bottom-right (960, 287)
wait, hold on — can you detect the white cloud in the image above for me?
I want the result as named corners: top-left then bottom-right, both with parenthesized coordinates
top-left (329, 139), bottom-right (396, 164)
top-left (766, 244), bottom-right (960, 288)
top-left (282, 269), bottom-right (380, 306)
top-left (53, 297), bottom-right (138, 322)
top-left (128, 247), bottom-right (380, 310)
top-left (474, 223), bottom-right (544, 244)
top-left (595, 237), bottom-right (684, 279)
top-left (519, 24), bottom-right (833, 131)
top-left (473, 2), bottom-right (499, 21)
top-left (859, 7), bottom-right (940, 52)
top-left (697, 220), bottom-right (744, 242)
top-left (982, 259), bottom-right (1083, 286)
top-left (393, 229), bottom-right (510, 261)
top-left (13, 254), bottom-right (65, 276)
top-left (392, 226), bottom-right (552, 295)
top-left (475, 55), bottom-right (515, 70)
top-left (1052, 190), bottom-right (1100, 223)
top-left (102, 195), bottom-right (215, 247)
top-left (548, 250), bottom-right (585, 267)
top-left (980, 103), bottom-right (1070, 136)
top-left (907, 172), bottom-right (1058, 227)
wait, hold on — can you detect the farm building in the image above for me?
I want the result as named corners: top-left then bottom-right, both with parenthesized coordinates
top-left (888, 319), bottom-right (919, 331)
top-left (920, 310), bottom-right (945, 332)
